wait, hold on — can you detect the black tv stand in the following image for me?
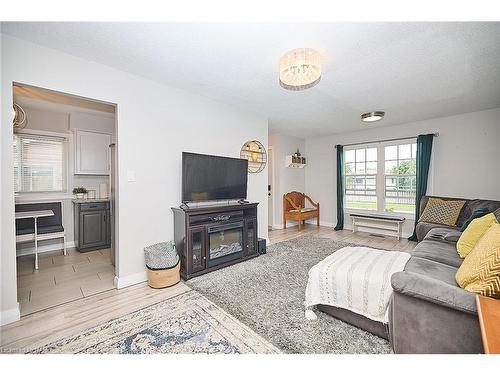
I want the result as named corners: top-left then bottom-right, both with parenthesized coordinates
top-left (172, 202), bottom-right (259, 280)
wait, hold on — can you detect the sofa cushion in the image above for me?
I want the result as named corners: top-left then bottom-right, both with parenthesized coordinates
top-left (459, 208), bottom-right (490, 231)
top-left (415, 221), bottom-right (457, 242)
top-left (457, 213), bottom-right (498, 258)
top-left (419, 196), bottom-right (471, 228)
top-left (456, 223), bottom-right (500, 298)
top-left (419, 197), bottom-right (466, 226)
top-left (424, 227), bottom-right (462, 243)
top-left (411, 237), bottom-right (463, 268)
top-left (404, 257), bottom-right (459, 285)
top-left (462, 199), bottom-right (500, 224)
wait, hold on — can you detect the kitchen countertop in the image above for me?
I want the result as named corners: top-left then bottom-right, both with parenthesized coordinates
top-left (72, 198), bottom-right (110, 203)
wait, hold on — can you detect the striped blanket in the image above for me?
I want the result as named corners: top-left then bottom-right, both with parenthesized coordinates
top-left (305, 247), bottom-right (411, 323)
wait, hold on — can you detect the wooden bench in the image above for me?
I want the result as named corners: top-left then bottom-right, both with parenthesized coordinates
top-left (350, 213), bottom-right (405, 240)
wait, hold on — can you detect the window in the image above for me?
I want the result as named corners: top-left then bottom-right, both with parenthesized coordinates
top-left (345, 147), bottom-right (377, 210)
top-left (384, 143), bottom-right (416, 213)
top-left (344, 140), bottom-right (417, 215)
top-left (13, 133), bottom-right (65, 193)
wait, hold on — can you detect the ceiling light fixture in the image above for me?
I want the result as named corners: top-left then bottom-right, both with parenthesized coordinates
top-left (361, 111), bottom-right (385, 123)
top-left (279, 48), bottom-right (321, 91)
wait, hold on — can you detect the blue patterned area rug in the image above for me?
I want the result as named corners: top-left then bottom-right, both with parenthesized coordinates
top-left (29, 290), bottom-right (280, 354)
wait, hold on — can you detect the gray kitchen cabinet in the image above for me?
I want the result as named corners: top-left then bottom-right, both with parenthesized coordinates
top-left (73, 201), bottom-right (111, 252)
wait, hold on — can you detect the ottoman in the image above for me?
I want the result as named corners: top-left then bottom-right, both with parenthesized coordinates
top-left (305, 246), bottom-right (411, 339)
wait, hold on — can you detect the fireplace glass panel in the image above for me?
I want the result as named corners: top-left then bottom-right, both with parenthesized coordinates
top-left (208, 222), bottom-right (243, 264)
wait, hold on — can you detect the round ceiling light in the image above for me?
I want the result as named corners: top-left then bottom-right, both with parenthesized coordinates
top-left (361, 111), bottom-right (385, 123)
top-left (279, 48), bottom-right (321, 91)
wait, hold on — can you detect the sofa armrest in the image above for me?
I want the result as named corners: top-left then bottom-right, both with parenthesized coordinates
top-left (391, 271), bottom-right (477, 315)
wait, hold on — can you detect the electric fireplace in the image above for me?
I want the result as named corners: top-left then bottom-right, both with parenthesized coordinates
top-left (207, 221), bottom-right (244, 267)
top-left (172, 202), bottom-right (259, 280)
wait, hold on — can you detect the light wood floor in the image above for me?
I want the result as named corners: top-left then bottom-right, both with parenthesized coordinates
top-left (1, 226), bottom-right (415, 352)
top-left (17, 248), bottom-right (115, 316)
top-left (269, 224), bottom-right (417, 252)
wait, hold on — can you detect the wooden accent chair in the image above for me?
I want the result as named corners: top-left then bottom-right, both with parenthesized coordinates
top-left (283, 191), bottom-right (320, 231)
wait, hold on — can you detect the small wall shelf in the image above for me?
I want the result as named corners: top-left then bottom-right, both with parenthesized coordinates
top-left (285, 155), bottom-right (306, 168)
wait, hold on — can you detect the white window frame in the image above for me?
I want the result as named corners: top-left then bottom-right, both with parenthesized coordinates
top-left (344, 138), bottom-right (417, 219)
top-left (14, 129), bottom-right (70, 196)
top-left (382, 140), bottom-right (417, 216)
top-left (344, 143), bottom-right (379, 212)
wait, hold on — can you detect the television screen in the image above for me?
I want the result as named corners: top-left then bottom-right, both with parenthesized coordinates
top-left (182, 152), bottom-right (248, 202)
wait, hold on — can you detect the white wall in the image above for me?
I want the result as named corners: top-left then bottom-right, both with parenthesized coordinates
top-left (1, 35), bottom-right (268, 324)
top-left (305, 108), bottom-right (500, 234)
top-left (268, 133), bottom-right (306, 228)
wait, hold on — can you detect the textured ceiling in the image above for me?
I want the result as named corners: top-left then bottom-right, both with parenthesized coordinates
top-left (2, 22), bottom-right (500, 138)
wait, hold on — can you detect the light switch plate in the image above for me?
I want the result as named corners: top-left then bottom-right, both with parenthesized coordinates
top-left (127, 170), bottom-right (136, 182)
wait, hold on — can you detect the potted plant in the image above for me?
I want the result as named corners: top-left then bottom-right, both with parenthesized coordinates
top-left (72, 187), bottom-right (88, 199)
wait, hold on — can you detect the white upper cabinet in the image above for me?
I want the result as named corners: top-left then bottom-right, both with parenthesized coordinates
top-left (71, 112), bottom-right (114, 176)
top-left (74, 130), bottom-right (111, 175)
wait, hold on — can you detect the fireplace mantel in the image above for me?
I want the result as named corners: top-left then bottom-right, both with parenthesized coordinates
top-left (172, 202), bottom-right (259, 280)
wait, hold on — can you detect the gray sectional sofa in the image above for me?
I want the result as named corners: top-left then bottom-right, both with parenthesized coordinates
top-left (415, 195), bottom-right (500, 241)
top-left (388, 196), bottom-right (500, 353)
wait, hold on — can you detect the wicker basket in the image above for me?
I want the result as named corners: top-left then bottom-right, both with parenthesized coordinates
top-left (144, 241), bottom-right (180, 289)
top-left (146, 262), bottom-right (181, 289)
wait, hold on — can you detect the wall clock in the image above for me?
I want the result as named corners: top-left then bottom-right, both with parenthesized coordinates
top-left (240, 140), bottom-right (267, 173)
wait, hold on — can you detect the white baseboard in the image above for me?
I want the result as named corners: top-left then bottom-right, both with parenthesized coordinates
top-left (115, 271), bottom-right (147, 289)
top-left (319, 221), bottom-right (335, 227)
top-left (271, 221), bottom-right (334, 230)
top-left (0, 304), bottom-right (20, 326)
top-left (16, 241), bottom-right (76, 257)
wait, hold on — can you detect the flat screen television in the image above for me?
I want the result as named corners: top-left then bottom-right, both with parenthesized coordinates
top-left (182, 152), bottom-right (248, 202)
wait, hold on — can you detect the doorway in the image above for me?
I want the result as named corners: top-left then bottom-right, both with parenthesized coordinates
top-left (12, 83), bottom-right (119, 316)
top-left (268, 146), bottom-right (275, 231)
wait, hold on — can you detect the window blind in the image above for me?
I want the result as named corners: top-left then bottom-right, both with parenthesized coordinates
top-left (13, 133), bottom-right (65, 193)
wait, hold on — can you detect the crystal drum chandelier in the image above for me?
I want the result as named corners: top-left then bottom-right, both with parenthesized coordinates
top-left (279, 48), bottom-right (321, 91)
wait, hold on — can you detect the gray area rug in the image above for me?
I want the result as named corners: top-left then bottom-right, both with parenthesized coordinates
top-left (187, 235), bottom-right (391, 354)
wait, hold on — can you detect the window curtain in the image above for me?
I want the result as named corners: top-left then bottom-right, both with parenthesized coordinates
top-left (408, 134), bottom-right (434, 241)
top-left (334, 145), bottom-right (344, 230)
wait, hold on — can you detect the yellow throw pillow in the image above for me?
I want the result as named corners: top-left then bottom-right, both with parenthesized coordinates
top-left (419, 197), bottom-right (466, 226)
top-left (456, 223), bottom-right (500, 298)
top-left (456, 213), bottom-right (498, 258)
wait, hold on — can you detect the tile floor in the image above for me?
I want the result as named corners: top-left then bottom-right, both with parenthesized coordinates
top-left (17, 248), bottom-right (115, 316)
